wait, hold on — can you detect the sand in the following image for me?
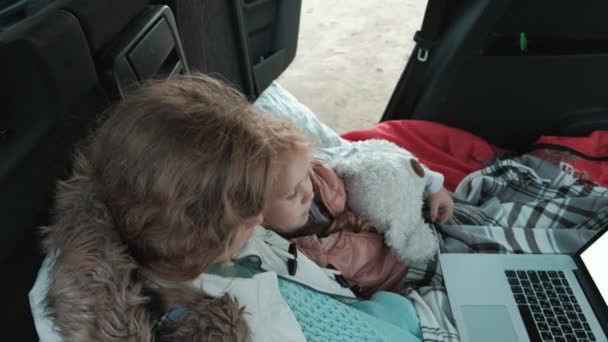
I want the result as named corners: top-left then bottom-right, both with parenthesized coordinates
top-left (278, 0), bottom-right (424, 134)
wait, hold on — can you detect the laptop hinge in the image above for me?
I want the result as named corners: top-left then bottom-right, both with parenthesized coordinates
top-left (572, 266), bottom-right (608, 336)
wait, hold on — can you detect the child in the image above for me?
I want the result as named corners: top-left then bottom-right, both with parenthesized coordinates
top-left (263, 138), bottom-right (454, 297)
top-left (43, 73), bottom-right (423, 342)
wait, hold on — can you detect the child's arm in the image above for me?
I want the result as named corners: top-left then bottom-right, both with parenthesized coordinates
top-left (422, 166), bottom-right (454, 224)
top-left (427, 187), bottom-right (454, 223)
top-left (291, 230), bottom-right (408, 298)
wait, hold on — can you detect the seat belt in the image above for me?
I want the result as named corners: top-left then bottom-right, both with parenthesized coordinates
top-left (397, 0), bottom-right (447, 116)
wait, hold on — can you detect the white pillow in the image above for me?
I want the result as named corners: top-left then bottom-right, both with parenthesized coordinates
top-left (254, 82), bottom-right (346, 149)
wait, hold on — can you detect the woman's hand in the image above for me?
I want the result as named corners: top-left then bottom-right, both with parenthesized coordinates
top-left (427, 187), bottom-right (454, 224)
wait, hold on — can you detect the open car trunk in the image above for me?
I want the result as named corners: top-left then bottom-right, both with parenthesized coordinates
top-left (2, 0), bottom-right (607, 341)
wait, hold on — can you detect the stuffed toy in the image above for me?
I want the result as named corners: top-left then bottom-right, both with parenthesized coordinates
top-left (328, 139), bottom-right (438, 264)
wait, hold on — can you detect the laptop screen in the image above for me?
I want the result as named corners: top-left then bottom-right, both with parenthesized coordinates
top-left (580, 229), bottom-right (608, 306)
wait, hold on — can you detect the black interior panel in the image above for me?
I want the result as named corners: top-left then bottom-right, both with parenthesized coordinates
top-left (98, 5), bottom-right (189, 98)
top-left (383, 0), bottom-right (608, 151)
top-left (0, 8), bottom-right (109, 340)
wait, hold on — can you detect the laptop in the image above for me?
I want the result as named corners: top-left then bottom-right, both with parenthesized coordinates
top-left (439, 226), bottom-right (608, 342)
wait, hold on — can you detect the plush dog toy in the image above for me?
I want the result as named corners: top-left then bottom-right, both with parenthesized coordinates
top-left (328, 139), bottom-right (438, 264)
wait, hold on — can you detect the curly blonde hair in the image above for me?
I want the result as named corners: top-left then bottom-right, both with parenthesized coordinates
top-left (89, 73), bottom-right (310, 280)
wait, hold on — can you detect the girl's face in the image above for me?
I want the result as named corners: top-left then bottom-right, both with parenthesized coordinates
top-left (263, 150), bottom-right (314, 234)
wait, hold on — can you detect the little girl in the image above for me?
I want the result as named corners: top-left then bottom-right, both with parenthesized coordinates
top-left (262, 136), bottom-right (454, 297)
top-left (42, 73), bottom-right (423, 342)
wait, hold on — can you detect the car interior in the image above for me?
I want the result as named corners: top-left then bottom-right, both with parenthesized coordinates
top-left (1, 0), bottom-right (607, 341)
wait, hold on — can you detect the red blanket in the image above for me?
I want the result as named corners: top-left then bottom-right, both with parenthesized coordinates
top-left (341, 120), bottom-right (608, 190)
top-left (532, 131), bottom-right (608, 187)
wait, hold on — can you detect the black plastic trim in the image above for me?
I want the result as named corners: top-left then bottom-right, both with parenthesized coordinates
top-left (98, 5), bottom-right (189, 98)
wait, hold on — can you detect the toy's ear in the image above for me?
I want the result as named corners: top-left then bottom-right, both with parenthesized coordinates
top-left (410, 159), bottom-right (425, 178)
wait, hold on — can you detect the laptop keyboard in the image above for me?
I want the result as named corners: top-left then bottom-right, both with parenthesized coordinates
top-left (505, 270), bottom-right (596, 342)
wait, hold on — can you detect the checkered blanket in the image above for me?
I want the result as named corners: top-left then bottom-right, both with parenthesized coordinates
top-left (400, 154), bottom-right (608, 342)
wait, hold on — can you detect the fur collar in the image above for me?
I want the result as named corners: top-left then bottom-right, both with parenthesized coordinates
top-left (41, 152), bottom-right (249, 341)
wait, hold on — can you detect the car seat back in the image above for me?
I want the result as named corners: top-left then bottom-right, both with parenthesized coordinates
top-left (0, 3), bottom-right (108, 339)
top-left (0, 0), bottom-right (192, 339)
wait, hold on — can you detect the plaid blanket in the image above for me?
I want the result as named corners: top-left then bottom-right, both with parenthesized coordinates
top-left (400, 154), bottom-right (608, 342)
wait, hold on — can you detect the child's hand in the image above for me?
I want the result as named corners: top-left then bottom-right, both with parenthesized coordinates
top-left (427, 187), bottom-right (454, 224)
